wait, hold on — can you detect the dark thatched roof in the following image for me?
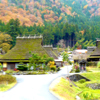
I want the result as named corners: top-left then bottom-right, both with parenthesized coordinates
top-left (88, 39), bottom-right (100, 59)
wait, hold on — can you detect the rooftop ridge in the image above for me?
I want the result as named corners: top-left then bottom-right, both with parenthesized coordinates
top-left (16, 35), bottom-right (43, 39)
top-left (96, 38), bottom-right (100, 41)
top-left (43, 45), bottom-right (53, 47)
top-left (53, 48), bottom-right (57, 49)
top-left (87, 46), bottom-right (96, 48)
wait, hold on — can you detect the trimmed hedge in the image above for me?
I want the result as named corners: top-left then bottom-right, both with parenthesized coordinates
top-left (78, 79), bottom-right (86, 83)
top-left (86, 62), bottom-right (97, 67)
top-left (0, 75), bottom-right (16, 84)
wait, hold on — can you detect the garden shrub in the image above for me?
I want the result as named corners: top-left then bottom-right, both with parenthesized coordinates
top-left (50, 66), bottom-right (56, 71)
top-left (57, 67), bottom-right (60, 71)
top-left (0, 63), bottom-right (3, 71)
top-left (43, 65), bottom-right (50, 71)
top-left (32, 71), bottom-right (46, 75)
top-left (5, 70), bottom-right (15, 75)
top-left (75, 67), bottom-right (80, 72)
top-left (74, 64), bottom-right (80, 72)
top-left (38, 71), bottom-right (46, 74)
top-left (17, 64), bottom-right (28, 71)
top-left (83, 91), bottom-right (97, 100)
top-left (86, 62), bottom-right (97, 67)
top-left (47, 61), bottom-right (56, 71)
top-left (78, 79), bottom-right (86, 83)
top-left (46, 57), bottom-right (54, 64)
top-left (97, 61), bottom-right (100, 68)
top-left (0, 75), bottom-right (16, 84)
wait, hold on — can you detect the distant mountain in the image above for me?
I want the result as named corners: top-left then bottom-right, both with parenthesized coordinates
top-left (0, 0), bottom-right (100, 26)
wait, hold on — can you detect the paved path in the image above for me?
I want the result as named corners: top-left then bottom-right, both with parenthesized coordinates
top-left (0, 65), bottom-right (72, 100)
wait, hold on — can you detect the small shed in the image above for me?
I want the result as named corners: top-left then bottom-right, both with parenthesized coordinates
top-left (79, 60), bottom-right (87, 72)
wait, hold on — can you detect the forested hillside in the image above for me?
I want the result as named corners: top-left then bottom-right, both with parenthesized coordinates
top-left (0, 0), bottom-right (100, 52)
top-left (0, 0), bottom-right (100, 26)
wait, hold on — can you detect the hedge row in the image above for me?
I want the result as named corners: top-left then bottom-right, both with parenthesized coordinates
top-left (0, 75), bottom-right (16, 84)
top-left (86, 62), bottom-right (97, 67)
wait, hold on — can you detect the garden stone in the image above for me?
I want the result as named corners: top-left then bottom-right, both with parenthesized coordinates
top-left (68, 74), bottom-right (90, 82)
top-left (86, 83), bottom-right (100, 89)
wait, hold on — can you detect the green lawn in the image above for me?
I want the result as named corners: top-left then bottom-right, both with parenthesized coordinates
top-left (0, 75), bottom-right (17, 92)
top-left (0, 82), bottom-right (16, 92)
top-left (51, 78), bottom-right (81, 100)
top-left (75, 72), bottom-right (100, 99)
top-left (52, 72), bottom-right (100, 100)
top-left (81, 72), bottom-right (100, 81)
top-left (86, 67), bottom-right (100, 72)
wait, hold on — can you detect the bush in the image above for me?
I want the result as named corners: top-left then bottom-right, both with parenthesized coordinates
top-left (43, 65), bottom-right (50, 71)
top-left (75, 67), bottom-right (80, 72)
top-left (83, 91), bottom-right (97, 100)
top-left (97, 61), bottom-right (100, 68)
top-left (0, 75), bottom-right (16, 84)
top-left (51, 66), bottom-right (56, 71)
top-left (57, 67), bottom-right (60, 71)
top-left (32, 71), bottom-right (46, 75)
top-left (17, 64), bottom-right (28, 71)
top-left (46, 57), bottom-right (54, 64)
top-left (78, 79), bottom-right (86, 83)
top-left (86, 62), bottom-right (97, 67)
top-left (5, 70), bottom-right (15, 75)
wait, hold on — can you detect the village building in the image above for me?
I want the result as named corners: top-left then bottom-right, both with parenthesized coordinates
top-left (72, 49), bottom-right (88, 63)
top-left (72, 38), bottom-right (100, 71)
top-left (42, 45), bottom-right (64, 67)
top-left (72, 49), bottom-right (88, 71)
top-left (87, 38), bottom-right (100, 61)
top-left (0, 35), bottom-right (58, 70)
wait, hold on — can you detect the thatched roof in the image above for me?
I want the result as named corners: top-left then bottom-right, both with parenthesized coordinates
top-left (73, 49), bottom-right (88, 60)
top-left (43, 45), bottom-right (58, 59)
top-left (53, 48), bottom-right (59, 57)
top-left (0, 36), bottom-right (49, 62)
top-left (89, 39), bottom-right (100, 59)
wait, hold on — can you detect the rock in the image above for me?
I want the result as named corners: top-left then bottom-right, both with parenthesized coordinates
top-left (86, 83), bottom-right (100, 89)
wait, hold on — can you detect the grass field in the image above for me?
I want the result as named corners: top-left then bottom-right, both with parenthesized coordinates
top-left (0, 82), bottom-right (16, 92)
top-left (51, 78), bottom-right (81, 100)
top-left (52, 72), bottom-right (100, 100)
top-left (86, 67), bottom-right (100, 72)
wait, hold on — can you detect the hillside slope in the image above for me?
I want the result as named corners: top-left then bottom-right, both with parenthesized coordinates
top-left (0, 0), bottom-right (100, 26)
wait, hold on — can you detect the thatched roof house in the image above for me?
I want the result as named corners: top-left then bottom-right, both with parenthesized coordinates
top-left (0, 35), bottom-right (57, 70)
top-left (87, 38), bottom-right (100, 61)
top-left (73, 38), bottom-right (100, 62)
top-left (72, 49), bottom-right (88, 63)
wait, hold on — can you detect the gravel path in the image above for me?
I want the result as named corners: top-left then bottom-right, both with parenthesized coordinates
top-left (0, 65), bottom-right (72, 100)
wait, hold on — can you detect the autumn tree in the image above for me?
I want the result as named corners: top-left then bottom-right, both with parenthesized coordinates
top-left (0, 33), bottom-right (12, 53)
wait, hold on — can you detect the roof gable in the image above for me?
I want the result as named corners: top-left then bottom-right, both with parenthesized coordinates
top-left (0, 36), bottom-right (49, 61)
